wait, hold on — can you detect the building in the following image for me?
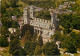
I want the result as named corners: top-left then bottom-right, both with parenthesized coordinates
top-left (12, 16), bottom-right (17, 20)
top-left (8, 28), bottom-right (16, 34)
top-left (23, 6), bottom-right (59, 43)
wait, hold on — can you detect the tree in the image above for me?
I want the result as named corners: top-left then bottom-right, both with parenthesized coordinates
top-left (70, 32), bottom-right (77, 38)
top-left (1, 18), bottom-right (12, 28)
top-left (51, 31), bottom-right (61, 42)
top-left (1, 0), bottom-right (10, 10)
top-left (0, 35), bottom-right (9, 47)
top-left (9, 36), bottom-right (20, 55)
top-left (42, 42), bottom-right (60, 55)
top-left (58, 13), bottom-right (73, 33)
top-left (24, 30), bottom-right (32, 41)
top-left (21, 24), bottom-right (34, 37)
top-left (9, 0), bottom-right (18, 7)
top-left (37, 35), bottom-right (43, 47)
top-left (0, 26), bottom-right (10, 47)
top-left (11, 21), bottom-right (19, 28)
top-left (9, 34), bottom-right (26, 56)
top-left (0, 26), bottom-right (10, 35)
top-left (13, 48), bottom-right (26, 56)
top-left (72, 16), bottom-right (80, 30)
top-left (61, 36), bottom-right (77, 53)
top-left (76, 32), bottom-right (80, 48)
top-left (58, 13), bottom-right (80, 31)
top-left (36, 10), bottom-right (51, 20)
top-left (31, 33), bottom-right (37, 41)
top-left (34, 45), bottom-right (42, 55)
top-left (24, 41), bottom-right (37, 55)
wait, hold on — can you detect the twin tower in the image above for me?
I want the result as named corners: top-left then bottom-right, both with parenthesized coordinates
top-left (23, 6), bottom-right (59, 29)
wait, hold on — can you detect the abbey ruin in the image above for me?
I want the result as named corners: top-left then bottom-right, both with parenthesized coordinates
top-left (23, 6), bottom-right (59, 43)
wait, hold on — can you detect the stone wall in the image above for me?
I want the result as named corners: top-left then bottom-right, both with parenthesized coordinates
top-left (30, 18), bottom-right (52, 29)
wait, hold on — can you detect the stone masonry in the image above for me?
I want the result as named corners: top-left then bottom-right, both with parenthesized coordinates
top-left (23, 6), bottom-right (59, 43)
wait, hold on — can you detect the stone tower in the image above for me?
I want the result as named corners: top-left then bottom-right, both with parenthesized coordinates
top-left (30, 6), bottom-right (35, 19)
top-left (50, 12), bottom-right (59, 30)
top-left (23, 8), bottom-right (30, 24)
top-left (51, 13), bottom-right (57, 24)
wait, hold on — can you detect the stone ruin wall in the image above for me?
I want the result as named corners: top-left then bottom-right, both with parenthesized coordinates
top-left (23, 6), bottom-right (59, 43)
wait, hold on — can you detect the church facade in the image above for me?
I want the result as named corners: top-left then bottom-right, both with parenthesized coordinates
top-left (23, 6), bottom-right (59, 43)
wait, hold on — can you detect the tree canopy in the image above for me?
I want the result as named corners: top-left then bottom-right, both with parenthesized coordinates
top-left (42, 41), bottom-right (60, 55)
